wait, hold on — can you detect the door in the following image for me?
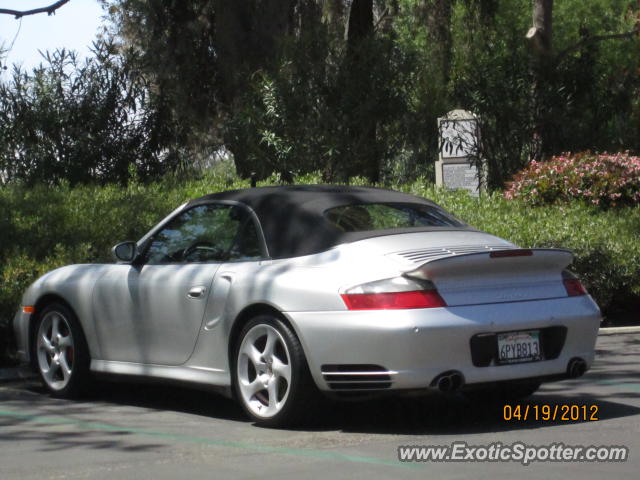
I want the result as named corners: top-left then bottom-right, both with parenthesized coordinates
top-left (93, 203), bottom-right (263, 365)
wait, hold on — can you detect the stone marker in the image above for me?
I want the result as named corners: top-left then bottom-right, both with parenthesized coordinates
top-left (436, 109), bottom-right (485, 196)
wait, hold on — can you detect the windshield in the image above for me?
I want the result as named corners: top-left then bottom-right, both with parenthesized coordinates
top-left (324, 202), bottom-right (465, 232)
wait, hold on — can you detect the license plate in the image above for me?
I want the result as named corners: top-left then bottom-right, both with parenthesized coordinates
top-left (497, 330), bottom-right (541, 364)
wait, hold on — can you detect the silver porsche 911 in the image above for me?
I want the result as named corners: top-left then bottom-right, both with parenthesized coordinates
top-left (14, 185), bottom-right (601, 426)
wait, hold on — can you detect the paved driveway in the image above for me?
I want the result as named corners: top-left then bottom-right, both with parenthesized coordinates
top-left (1, 334), bottom-right (638, 479)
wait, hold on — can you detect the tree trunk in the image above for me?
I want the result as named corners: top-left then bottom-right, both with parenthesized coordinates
top-left (215, 0), bottom-right (298, 178)
top-left (529, 0), bottom-right (553, 53)
top-left (345, 0), bottom-right (378, 182)
top-left (527, 0), bottom-right (553, 162)
top-left (347, 0), bottom-right (374, 58)
top-left (425, 0), bottom-right (453, 84)
top-left (215, 0), bottom-right (297, 105)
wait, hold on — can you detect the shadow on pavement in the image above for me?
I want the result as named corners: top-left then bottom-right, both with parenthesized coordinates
top-left (327, 391), bottom-right (640, 435)
top-left (1, 372), bottom-right (639, 439)
top-left (1, 335), bottom-right (638, 440)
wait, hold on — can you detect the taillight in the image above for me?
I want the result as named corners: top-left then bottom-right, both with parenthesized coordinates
top-left (341, 276), bottom-right (447, 310)
top-left (562, 271), bottom-right (587, 297)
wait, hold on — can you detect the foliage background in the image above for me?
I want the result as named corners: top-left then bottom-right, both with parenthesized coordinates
top-left (2, 1), bottom-right (638, 186)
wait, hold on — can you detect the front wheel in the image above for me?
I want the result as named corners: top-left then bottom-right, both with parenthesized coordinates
top-left (33, 303), bottom-right (90, 398)
top-left (233, 315), bottom-right (316, 427)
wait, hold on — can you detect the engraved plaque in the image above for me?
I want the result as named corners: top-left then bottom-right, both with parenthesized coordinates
top-left (436, 109), bottom-right (485, 195)
top-left (442, 162), bottom-right (479, 196)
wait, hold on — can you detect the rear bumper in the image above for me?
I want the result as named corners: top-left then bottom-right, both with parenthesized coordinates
top-left (285, 295), bottom-right (601, 392)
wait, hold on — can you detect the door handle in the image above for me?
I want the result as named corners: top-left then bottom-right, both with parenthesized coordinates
top-left (187, 286), bottom-right (207, 299)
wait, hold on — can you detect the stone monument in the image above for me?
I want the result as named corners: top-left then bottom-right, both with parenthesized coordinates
top-left (436, 109), bottom-right (485, 196)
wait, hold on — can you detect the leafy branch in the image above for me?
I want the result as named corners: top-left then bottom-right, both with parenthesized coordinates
top-left (557, 23), bottom-right (640, 61)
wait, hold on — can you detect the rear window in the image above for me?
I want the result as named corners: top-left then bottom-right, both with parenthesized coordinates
top-left (324, 203), bottom-right (465, 232)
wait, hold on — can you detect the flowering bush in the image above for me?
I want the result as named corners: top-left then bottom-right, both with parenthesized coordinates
top-left (504, 152), bottom-right (640, 207)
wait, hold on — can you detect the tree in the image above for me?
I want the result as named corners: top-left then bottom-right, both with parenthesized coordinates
top-left (102, 0), bottom-right (304, 178)
top-left (0, 39), bottom-right (183, 185)
top-left (526, 0), bottom-right (640, 161)
top-left (103, 0), bottom-right (408, 183)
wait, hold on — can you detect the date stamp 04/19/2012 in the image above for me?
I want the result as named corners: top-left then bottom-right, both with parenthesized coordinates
top-left (503, 403), bottom-right (599, 422)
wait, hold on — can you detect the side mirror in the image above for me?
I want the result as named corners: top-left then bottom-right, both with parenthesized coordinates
top-left (112, 241), bottom-right (138, 263)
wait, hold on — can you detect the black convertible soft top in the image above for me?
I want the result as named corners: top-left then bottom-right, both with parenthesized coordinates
top-left (188, 185), bottom-right (471, 259)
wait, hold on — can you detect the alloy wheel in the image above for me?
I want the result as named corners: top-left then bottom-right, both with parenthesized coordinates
top-left (236, 324), bottom-right (292, 419)
top-left (36, 310), bottom-right (75, 391)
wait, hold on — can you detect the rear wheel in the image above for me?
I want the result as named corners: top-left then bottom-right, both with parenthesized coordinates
top-left (233, 315), bottom-right (316, 427)
top-left (33, 303), bottom-right (90, 397)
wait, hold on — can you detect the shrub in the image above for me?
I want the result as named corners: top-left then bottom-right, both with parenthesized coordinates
top-left (504, 152), bottom-right (640, 207)
top-left (0, 249), bottom-right (86, 366)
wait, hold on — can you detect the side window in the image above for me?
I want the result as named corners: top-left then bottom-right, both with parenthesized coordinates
top-left (325, 203), bottom-right (465, 232)
top-left (228, 217), bottom-right (262, 261)
top-left (145, 204), bottom-right (262, 264)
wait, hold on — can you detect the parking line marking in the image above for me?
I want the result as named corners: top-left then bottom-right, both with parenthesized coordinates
top-left (0, 409), bottom-right (420, 470)
top-left (592, 379), bottom-right (640, 391)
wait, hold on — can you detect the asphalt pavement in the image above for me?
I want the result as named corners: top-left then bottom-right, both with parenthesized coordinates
top-left (1, 333), bottom-right (639, 480)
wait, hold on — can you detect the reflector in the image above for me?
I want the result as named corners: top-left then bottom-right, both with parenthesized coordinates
top-left (563, 278), bottom-right (587, 297)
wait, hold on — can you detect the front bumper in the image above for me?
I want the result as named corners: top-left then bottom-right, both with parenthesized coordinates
top-left (286, 295), bottom-right (601, 392)
top-left (13, 310), bottom-right (31, 363)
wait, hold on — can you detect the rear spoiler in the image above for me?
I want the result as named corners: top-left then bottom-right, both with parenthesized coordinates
top-left (403, 248), bottom-right (575, 280)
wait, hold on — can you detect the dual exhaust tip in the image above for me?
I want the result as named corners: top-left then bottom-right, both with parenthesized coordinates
top-left (434, 371), bottom-right (464, 393)
top-left (433, 357), bottom-right (587, 393)
top-left (567, 357), bottom-right (587, 378)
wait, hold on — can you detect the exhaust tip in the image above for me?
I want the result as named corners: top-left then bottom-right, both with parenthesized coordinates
top-left (567, 358), bottom-right (587, 378)
top-left (433, 371), bottom-right (465, 393)
top-left (450, 373), bottom-right (463, 390)
top-left (437, 375), bottom-right (452, 392)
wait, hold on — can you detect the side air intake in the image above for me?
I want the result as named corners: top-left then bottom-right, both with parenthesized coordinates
top-left (321, 364), bottom-right (394, 390)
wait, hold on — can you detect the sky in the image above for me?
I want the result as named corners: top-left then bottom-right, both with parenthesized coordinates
top-left (0, 0), bottom-right (104, 74)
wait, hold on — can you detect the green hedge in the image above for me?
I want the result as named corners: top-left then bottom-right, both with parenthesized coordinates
top-left (2, 173), bottom-right (639, 365)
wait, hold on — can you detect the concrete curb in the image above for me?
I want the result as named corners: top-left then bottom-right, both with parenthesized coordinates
top-left (598, 326), bottom-right (640, 335)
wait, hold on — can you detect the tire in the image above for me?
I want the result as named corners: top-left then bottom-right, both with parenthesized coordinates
top-left (32, 302), bottom-right (91, 398)
top-left (232, 314), bottom-right (317, 427)
top-left (464, 380), bottom-right (541, 404)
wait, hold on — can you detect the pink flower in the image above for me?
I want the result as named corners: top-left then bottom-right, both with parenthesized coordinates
top-left (503, 151), bottom-right (639, 207)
